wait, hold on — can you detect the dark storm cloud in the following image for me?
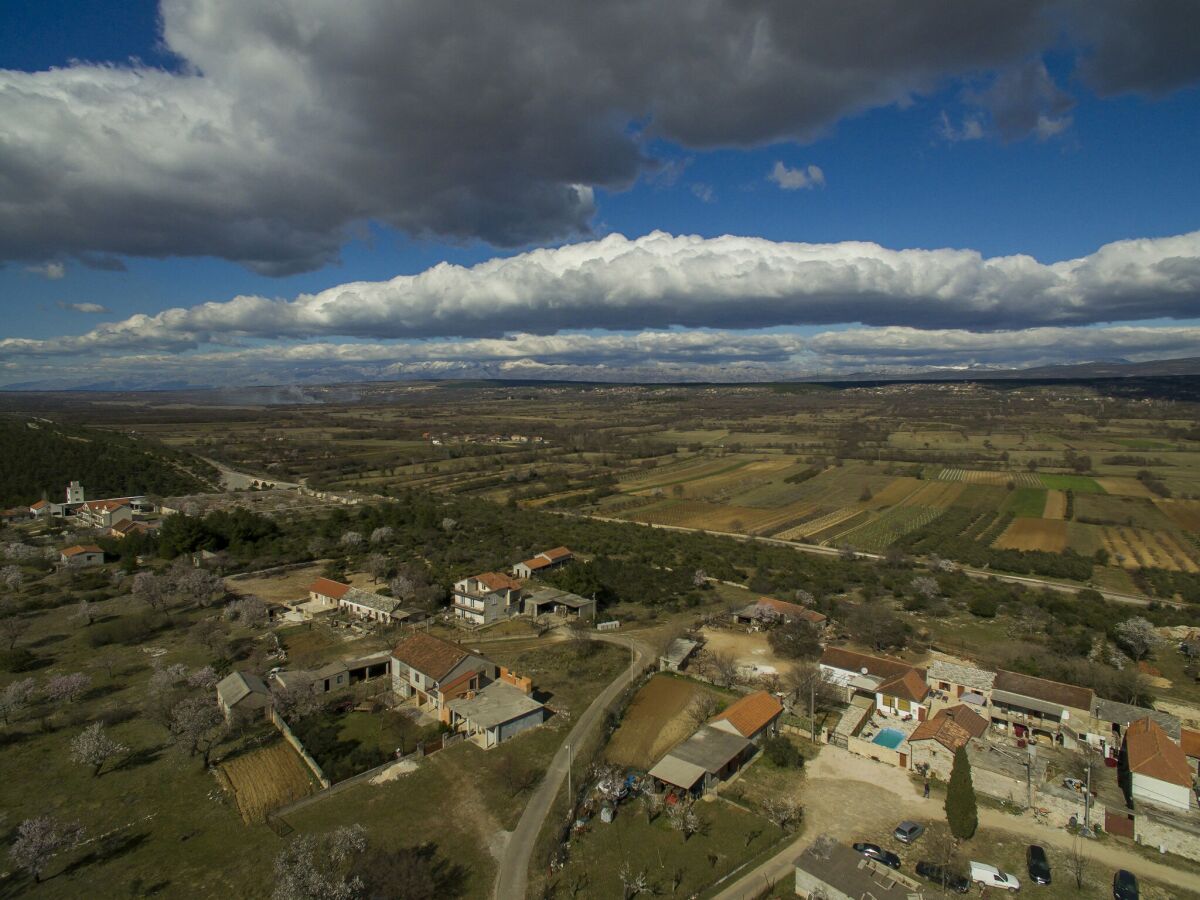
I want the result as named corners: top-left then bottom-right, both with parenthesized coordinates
top-left (1, 1), bottom-right (1197, 273)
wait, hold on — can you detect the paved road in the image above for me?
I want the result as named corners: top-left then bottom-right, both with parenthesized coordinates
top-left (197, 456), bottom-right (301, 491)
top-left (492, 631), bottom-right (652, 900)
top-left (553, 511), bottom-right (1165, 608)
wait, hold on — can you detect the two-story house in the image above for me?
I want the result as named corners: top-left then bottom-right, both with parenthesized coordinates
top-left (819, 647), bottom-right (929, 721)
top-left (391, 633), bottom-right (496, 723)
top-left (990, 669), bottom-right (1094, 748)
top-left (452, 571), bottom-right (524, 626)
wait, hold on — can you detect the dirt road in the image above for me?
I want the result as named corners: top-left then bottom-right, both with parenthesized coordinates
top-left (491, 631), bottom-right (653, 900)
top-left (712, 746), bottom-right (1200, 899)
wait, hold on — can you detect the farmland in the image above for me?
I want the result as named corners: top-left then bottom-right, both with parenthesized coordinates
top-left (217, 741), bottom-right (318, 823)
top-left (605, 674), bottom-right (722, 770)
top-left (3, 373), bottom-right (1199, 597)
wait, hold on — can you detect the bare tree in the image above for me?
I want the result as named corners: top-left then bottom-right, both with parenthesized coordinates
top-left (692, 568), bottom-right (708, 587)
top-left (1, 564), bottom-right (22, 590)
top-left (641, 791), bottom-right (663, 824)
top-left (73, 596), bottom-right (95, 627)
top-left (707, 650), bottom-right (739, 687)
top-left (70, 722), bottom-right (128, 776)
top-left (366, 553), bottom-right (390, 584)
top-left (132, 571), bottom-right (169, 613)
top-left (369, 526), bottom-right (393, 545)
top-left (762, 797), bottom-right (803, 832)
top-left (271, 675), bottom-right (323, 722)
top-left (0, 677), bottom-right (37, 724)
top-left (0, 612), bottom-right (29, 649)
top-left (339, 531), bottom-right (363, 550)
top-left (498, 755), bottom-right (538, 796)
top-left (911, 576), bottom-right (940, 601)
top-left (224, 595), bottom-right (268, 627)
top-left (684, 692), bottom-right (721, 729)
top-left (191, 617), bottom-right (228, 656)
top-left (566, 617), bottom-right (595, 658)
top-left (1067, 834), bottom-right (1089, 890)
top-left (187, 665), bottom-right (219, 690)
top-left (1114, 617), bottom-right (1159, 661)
top-left (667, 797), bottom-right (701, 842)
top-left (169, 696), bottom-right (226, 767)
top-left (618, 861), bottom-right (650, 899)
top-left (272, 826), bottom-right (367, 900)
top-left (176, 567), bottom-right (224, 608)
top-left (8, 816), bottom-right (85, 883)
top-left (44, 672), bottom-right (91, 706)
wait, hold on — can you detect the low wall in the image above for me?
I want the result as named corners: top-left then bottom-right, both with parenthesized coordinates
top-left (1136, 809), bottom-right (1200, 862)
top-left (846, 734), bottom-right (904, 767)
top-left (270, 709), bottom-right (331, 789)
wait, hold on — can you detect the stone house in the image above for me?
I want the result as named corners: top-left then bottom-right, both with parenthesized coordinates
top-left (216, 671), bottom-right (272, 723)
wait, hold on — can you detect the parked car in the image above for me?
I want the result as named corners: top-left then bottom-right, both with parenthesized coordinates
top-left (1113, 870), bottom-right (1139, 900)
top-left (970, 861), bottom-right (1021, 892)
top-left (1027, 844), bottom-right (1051, 885)
top-left (852, 842), bottom-right (901, 870)
top-left (893, 821), bottom-right (925, 844)
top-left (915, 861), bottom-right (970, 894)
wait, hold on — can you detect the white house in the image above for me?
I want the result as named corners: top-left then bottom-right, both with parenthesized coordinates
top-left (452, 571), bottom-right (524, 625)
top-left (391, 633), bottom-right (497, 723)
top-left (76, 499), bottom-right (134, 529)
top-left (512, 546), bottom-right (573, 578)
top-left (1124, 717), bottom-right (1193, 811)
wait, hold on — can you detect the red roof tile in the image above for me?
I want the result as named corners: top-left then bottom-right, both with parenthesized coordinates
top-left (475, 571), bottom-right (523, 592)
top-left (711, 690), bottom-right (783, 738)
top-left (876, 669), bottom-right (930, 703)
top-left (1181, 727), bottom-right (1200, 760)
top-left (392, 632), bottom-right (477, 682)
top-left (909, 705), bottom-right (988, 752)
top-left (1125, 717), bottom-right (1192, 786)
top-left (309, 577), bottom-right (352, 600)
top-left (62, 544), bottom-right (103, 557)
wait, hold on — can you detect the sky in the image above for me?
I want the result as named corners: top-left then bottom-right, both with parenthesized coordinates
top-left (1, 0), bottom-right (1199, 388)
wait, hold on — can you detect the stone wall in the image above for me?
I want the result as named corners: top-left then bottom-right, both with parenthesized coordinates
top-left (271, 708), bottom-right (331, 789)
top-left (1135, 808), bottom-right (1200, 862)
top-left (845, 734), bottom-right (904, 767)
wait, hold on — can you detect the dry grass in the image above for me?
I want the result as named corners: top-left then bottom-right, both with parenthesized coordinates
top-left (1095, 476), bottom-right (1157, 498)
top-left (605, 675), bottom-right (715, 770)
top-left (218, 741), bottom-right (317, 823)
top-left (1043, 489), bottom-right (1068, 519)
top-left (1157, 499), bottom-right (1200, 532)
top-left (992, 517), bottom-right (1069, 552)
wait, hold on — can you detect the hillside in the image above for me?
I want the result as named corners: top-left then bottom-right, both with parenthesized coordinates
top-left (0, 417), bottom-right (218, 507)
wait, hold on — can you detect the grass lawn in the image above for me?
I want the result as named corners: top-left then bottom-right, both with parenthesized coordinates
top-left (337, 708), bottom-right (440, 756)
top-left (1003, 487), bottom-right (1048, 518)
top-left (1039, 473), bottom-right (1105, 493)
top-left (724, 737), bottom-right (815, 810)
top-left (549, 797), bottom-right (782, 898)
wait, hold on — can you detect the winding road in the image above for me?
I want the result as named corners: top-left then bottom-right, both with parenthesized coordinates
top-left (492, 631), bottom-right (653, 900)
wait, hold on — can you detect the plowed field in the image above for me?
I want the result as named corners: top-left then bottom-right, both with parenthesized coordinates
top-left (1043, 490), bottom-right (1067, 519)
top-left (992, 518), bottom-right (1068, 552)
top-left (605, 675), bottom-right (715, 770)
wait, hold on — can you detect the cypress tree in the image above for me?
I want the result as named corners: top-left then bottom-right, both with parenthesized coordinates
top-left (945, 746), bottom-right (978, 840)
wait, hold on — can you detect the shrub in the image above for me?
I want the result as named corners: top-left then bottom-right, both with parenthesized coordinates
top-left (0, 648), bottom-right (37, 672)
top-left (763, 735), bottom-right (802, 768)
top-left (968, 595), bottom-right (999, 618)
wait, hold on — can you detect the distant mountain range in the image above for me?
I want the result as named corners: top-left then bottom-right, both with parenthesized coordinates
top-left (2, 356), bottom-right (1198, 396)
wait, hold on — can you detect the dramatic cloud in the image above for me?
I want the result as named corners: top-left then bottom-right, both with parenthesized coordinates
top-left (2, 230), bottom-right (1198, 360)
top-left (26, 262), bottom-right (65, 280)
top-left (768, 162), bottom-right (825, 190)
top-left (1, 1), bottom-right (1197, 272)
top-left (57, 302), bottom-right (108, 314)
top-left (972, 58), bottom-right (1075, 141)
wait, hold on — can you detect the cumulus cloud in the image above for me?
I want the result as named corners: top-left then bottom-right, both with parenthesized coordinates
top-left (1, 1), bottom-right (1196, 272)
top-left (57, 302), bottom-right (108, 314)
top-left (26, 261), bottom-right (65, 280)
top-left (768, 162), bottom-right (825, 190)
top-left (2, 230), bottom-right (1198, 360)
top-left (937, 111), bottom-right (985, 142)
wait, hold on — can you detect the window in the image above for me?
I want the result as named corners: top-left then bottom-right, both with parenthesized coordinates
top-left (898, 698), bottom-right (911, 712)
top-left (882, 695), bottom-right (896, 708)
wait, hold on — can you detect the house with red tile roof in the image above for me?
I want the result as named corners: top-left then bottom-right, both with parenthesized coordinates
top-left (308, 577), bottom-right (353, 607)
top-left (29, 499), bottom-right (51, 519)
top-left (710, 690), bottom-right (783, 742)
top-left (391, 632), bottom-right (497, 722)
top-left (452, 571), bottom-right (525, 626)
top-left (60, 544), bottom-right (104, 566)
top-left (907, 705), bottom-right (989, 778)
top-left (1123, 717), bottom-right (1193, 811)
top-left (76, 498), bottom-right (134, 529)
top-left (819, 646), bottom-right (930, 721)
top-left (512, 546), bottom-right (574, 579)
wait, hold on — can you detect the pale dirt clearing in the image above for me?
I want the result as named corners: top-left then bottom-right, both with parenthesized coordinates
top-left (226, 563), bottom-right (382, 604)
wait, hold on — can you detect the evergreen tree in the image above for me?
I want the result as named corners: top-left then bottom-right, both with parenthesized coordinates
top-left (945, 746), bottom-right (978, 840)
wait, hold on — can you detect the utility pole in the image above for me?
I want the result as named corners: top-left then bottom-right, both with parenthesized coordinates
top-left (810, 678), bottom-right (817, 743)
top-left (567, 742), bottom-right (572, 803)
top-left (1084, 750), bottom-right (1092, 832)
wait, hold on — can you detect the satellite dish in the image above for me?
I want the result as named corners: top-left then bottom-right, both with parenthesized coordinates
top-left (861, 667), bottom-right (869, 675)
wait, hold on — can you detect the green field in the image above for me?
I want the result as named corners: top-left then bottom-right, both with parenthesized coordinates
top-left (1003, 486), bottom-right (1049, 517)
top-left (1039, 473), bottom-right (1105, 493)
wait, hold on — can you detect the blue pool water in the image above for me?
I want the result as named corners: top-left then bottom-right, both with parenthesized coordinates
top-left (872, 728), bottom-right (905, 750)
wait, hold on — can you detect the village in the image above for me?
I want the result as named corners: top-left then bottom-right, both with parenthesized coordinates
top-left (4, 477), bottom-right (1200, 898)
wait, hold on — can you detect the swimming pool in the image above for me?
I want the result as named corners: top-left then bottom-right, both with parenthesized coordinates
top-left (872, 727), bottom-right (906, 750)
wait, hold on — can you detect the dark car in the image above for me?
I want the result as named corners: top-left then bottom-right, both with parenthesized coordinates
top-left (1026, 844), bottom-right (1051, 885)
top-left (852, 842), bottom-right (901, 870)
top-left (1113, 870), bottom-right (1139, 900)
top-left (916, 861), bottom-right (970, 894)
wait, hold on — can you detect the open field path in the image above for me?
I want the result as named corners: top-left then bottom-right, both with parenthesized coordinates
top-left (553, 511), bottom-right (1173, 608)
top-left (710, 745), bottom-right (1200, 899)
top-left (492, 631), bottom-right (653, 899)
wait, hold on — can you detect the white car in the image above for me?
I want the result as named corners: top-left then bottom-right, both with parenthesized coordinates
top-left (970, 861), bottom-right (1021, 892)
